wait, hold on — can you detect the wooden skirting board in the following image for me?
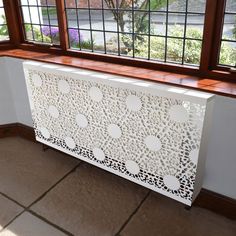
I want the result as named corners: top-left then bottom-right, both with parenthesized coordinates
top-left (0, 123), bottom-right (235, 220)
top-left (194, 189), bottom-right (236, 220)
top-left (0, 123), bottom-right (36, 141)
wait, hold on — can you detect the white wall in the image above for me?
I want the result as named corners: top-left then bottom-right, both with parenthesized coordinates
top-left (202, 95), bottom-right (236, 199)
top-left (0, 58), bottom-right (17, 124)
top-left (0, 57), bottom-right (235, 199)
top-left (5, 58), bottom-right (33, 127)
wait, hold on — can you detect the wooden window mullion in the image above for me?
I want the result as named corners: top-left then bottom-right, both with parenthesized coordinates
top-left (56, 0), bottom-right (69, 51)
top-left (199, 0), bottom-right (218, 73)
top-left (209, 0), bottom-right (226, 69)
top-left (3, 0), bottom-right (24, 46)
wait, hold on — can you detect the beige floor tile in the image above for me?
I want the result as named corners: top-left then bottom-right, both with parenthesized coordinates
top-left (31, 163), bottom-right (148, 236)
top-left (0, 194), bottom-right (23, 231)
top-left (120, 192), bottom-right (236, 236)
top-left (0, 137), bottom-right (79, 207)
top-left (0, 212), bottom-right (67, 236)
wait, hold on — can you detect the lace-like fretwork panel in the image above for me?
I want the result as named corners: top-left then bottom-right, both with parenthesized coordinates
top-left (24, 66), bottom-right (212, 205)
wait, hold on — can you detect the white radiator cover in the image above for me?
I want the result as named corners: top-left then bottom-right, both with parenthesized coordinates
top-left (23, 61), bottom-right (215, 206)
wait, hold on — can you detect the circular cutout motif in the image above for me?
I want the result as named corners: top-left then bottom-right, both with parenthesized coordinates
top-left (88, 87), bottom-right (103, 102)
top-left (163, 175), bottom-right (180, 191)
top-left (93, 147), bottom-right (105, 161)
top-left (40, 127), bottom-right (50, 139)
top-left (125, 160), bottom-right (140, 175)
top-left (169, 105), bottom-right (189, 123)
top-left (144, 135), bottom-right (162, 151)
top-left (64, 137), bottom-right (76, 149)
top-left (189, 149), bottom-right (199, 165)
top-left (32, 74), bottom-right (42, 87)
top-left (58, 80), bottom-right (70, 94)
top-left (126, 95), bottom-right (142, 112)
top-left (48, 105), bottom-right (59, 118)
top-left (107, 124), bottom-right (122, 139)
top-left (76, 113), bottom-right (88, 128)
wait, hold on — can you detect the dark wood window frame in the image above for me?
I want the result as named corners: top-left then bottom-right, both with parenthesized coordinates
top-left (1, 0), bottom-right (235, 81)
top-left (0, 0), bottom-right (10, 44)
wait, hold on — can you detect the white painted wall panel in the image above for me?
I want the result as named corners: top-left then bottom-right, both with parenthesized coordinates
top-left (0, 58), bottom-right (17, 125)
top-left (203, 95), bottom-right (236, 199)
top-left (5, 57), bottom-right (33, 127)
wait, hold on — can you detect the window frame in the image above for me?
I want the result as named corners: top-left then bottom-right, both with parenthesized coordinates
top-left (1, 0), bottom-right (236, 81)
top-left (0, 0), bottom-right (10, 44)
top-left (209, 0), bottom-right (236, 71)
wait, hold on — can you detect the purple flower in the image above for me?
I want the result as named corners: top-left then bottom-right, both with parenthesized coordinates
top-left (42, 26), bottom-right (59, 38)
top-left (68, 29), bottom-right (83, 44)
top-left (42, 26), bottom-right (83, 45)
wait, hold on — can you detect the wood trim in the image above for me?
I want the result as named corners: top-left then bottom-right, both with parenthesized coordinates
top-left (16, 0), bottom-right (29, 45)
top-left (0, 43), bottom-right (15, 50)
top-left (3, 0), bottom-right (24, 46)
top-left (203, 69), bottom-right (236, 81)
top-left (2, 48), bottom-right (236, 98)
top-left (195, 188), bottom-right (236, 220)
top-left (3, 48), bottom-right (236, 98)
top-left (0, 123), bottom-right (19, 138)
top-left (200, 0), bottom-right (218, 72)
top-left (11, 44), bottom-right (203, 76)
top-left (17, 123), bottom-right (36, 142)
top-left (209, 0), bottom-right (227, 69)
top-left (6, 43), bottom-right (236, 81)
top-left (0, 123), bottom-right (35, 142)
top-left (56, 0), bottom-right (69, 50)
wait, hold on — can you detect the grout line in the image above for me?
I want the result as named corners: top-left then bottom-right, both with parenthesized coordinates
top-left (0, 160), bottom-right (82, 235)
top-left (0, 191), bottom-right (25, 209)
top-left (0, 208), bottom-right (73, 236)
top-left (114, 190), bottom-right (152, 236)
top-left (0, 209), bottom-right (26, 233)
top-left (28, 210), bottom-right (74, 236)
top-left (21, 161), bottom-right (82, 235)
top-left (27, 161), bottom-right (82, 209)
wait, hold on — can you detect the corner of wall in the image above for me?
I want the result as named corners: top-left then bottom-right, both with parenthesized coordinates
top-left (4, 57), bottom-right (33, 127)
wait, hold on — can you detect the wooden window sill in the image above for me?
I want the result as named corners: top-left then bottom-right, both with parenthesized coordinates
top-left (0, 49), bottom-right (236, 98)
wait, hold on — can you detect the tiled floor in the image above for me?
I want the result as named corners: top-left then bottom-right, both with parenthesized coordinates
top-left (0, 137), bottom-right (235, 236)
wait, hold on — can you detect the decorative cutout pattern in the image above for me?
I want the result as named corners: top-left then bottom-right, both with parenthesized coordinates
top-left (24, 64), bottom-right (213, 205)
